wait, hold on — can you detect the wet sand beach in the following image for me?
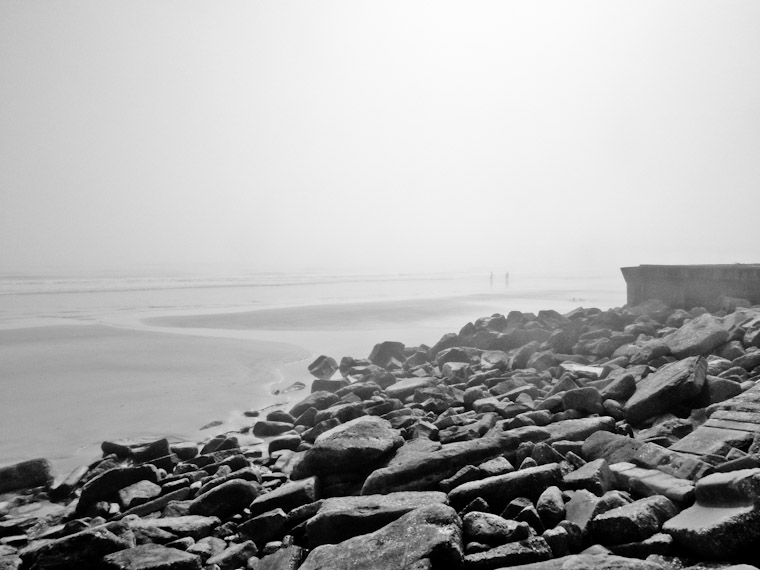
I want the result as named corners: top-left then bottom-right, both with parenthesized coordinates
top-left (0, 324), bottom-right (307, 474)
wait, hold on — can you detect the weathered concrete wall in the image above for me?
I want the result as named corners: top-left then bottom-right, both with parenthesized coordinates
top-left (621, 264), bottom-right (760, 309)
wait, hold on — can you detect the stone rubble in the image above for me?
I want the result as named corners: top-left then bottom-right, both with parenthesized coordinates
top-left (3, 300), bottom-right (760, 569)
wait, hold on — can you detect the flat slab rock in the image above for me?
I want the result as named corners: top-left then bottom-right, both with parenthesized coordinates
top-left (361, 431), bottom-right (522, 495)
top-left (663, 502), bottom-right (760, 560)
top-left (103, 544), bottom-right (202, 570)
top-left (298, 503), bottom-right (463, 570)
top-left (624, 356), bottom-right (707, 425)
top-left (503, 553), bottom-right (666, 570)
top-left (305, 490), bottom-right (449, 548)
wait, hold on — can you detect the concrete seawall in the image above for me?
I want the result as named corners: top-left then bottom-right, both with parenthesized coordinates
top-left (621, 264), bottom-right (760, 309)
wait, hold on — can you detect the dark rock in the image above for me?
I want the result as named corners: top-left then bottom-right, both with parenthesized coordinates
top-left (600, 374), bottom-right (637, 402)
top-left (188, 479), bottom-right (259, 519)
top-left (77, 465), bottom-right (160, 514)
top-left (252, 421), bottom-right (295, 437)
top-left (368, 341), bottom-right (406, 368)
top-left (0, 459), bottom-right (53, 493)
top-left (310, 378), bottom-right (350, 393)
top-left (562, 387), bottom-right (604, 414)
top-left (289, 391), bottom-right (340, 418)
top-left (298, 504), bottom-right (463, 570)
top-left (102, 544), bottom-right (202, 570)
top-left (238, 508), bottom-right (287, 545)
top-left (308, 355), bottom-right (339, 379)
top-left (133, 438), bottom-right (176, 472)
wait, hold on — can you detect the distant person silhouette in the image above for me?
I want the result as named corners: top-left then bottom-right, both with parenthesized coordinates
top-left (505, 272), bottom-right (509, 286)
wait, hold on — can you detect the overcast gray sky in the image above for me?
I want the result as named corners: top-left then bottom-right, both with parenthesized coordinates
top-left (1, 1), bottom-right (759, 276)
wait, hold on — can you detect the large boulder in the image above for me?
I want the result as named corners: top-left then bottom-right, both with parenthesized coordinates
top-left (361, 429), bottom-right (543, 495)
top-left (665, 313), bottom-right (730, 359)
top-left (662, 468), bottom-right (760, 560)
top-left (624, 356), bottom-right (707, 425)
top-left (298, 504), bottom-right (463, 570)
top-left (448, 463), bottom-right (562, 512)
top-left (291, 416), bottom-right (403, 479)
top-left (304, 491), bottom-right (448, 547)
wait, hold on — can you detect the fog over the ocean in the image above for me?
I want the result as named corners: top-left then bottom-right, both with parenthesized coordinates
top-left (1, 1), bottom-right (759, 276)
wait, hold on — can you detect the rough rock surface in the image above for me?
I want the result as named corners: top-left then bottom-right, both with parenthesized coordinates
top-left (8, 301), bottom-right (760, 569)
top-left (298, 504), bottom-right (463, 570)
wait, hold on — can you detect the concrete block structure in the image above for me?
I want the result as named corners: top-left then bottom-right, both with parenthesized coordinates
top-left (621, 264), bottom-right (760, 309)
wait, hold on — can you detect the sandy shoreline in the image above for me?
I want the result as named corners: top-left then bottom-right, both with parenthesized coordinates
top-left (0, 324), bottom-right (309, 475)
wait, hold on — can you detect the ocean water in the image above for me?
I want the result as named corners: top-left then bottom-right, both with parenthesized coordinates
top-left (0, 270), bottom-right (627, 327)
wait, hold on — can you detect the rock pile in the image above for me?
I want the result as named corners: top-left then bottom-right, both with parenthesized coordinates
top-left (3, 299), bottom-right (760, 569)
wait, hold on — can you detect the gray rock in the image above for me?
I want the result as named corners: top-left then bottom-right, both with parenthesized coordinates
top-left (362, 430), bottom-right (529, 495)
top-left (118, 480), bottom-right (162, 509)
top-left (188, 479), bottom-right (259, 519)
top-left (249, 476), bottom-right (319, 517)
top-left (206, 541), bottom-right (258, 570)
top-left (20, 523), bottom-right (135, 569)
top-left (305, 491), bottom-right (448, 548)
top-left (463, 536), bottom-right (552, 569)
top-left (501, 553), bottom-right (666, 570)
top-left (298, 504), bottom-right (463, 570)
top-left (563, 458), bottom-right (614, 496)
top-left (665, 313), bottom-right (730, 359)
top-left (462, 511), bottom-right (530, 545)
top-left (292, 416), bottom-right (403, 479)
top-left (448, 463), bottom-right (562, 512)
top-left (257, 545), bottom-right (304, 570)
top-left (238, 508), bottom-right (287, 544)
top-left (102, 544), bottom-right (202, 570)
top-left (590, 495), bottom-right (677, 545)
top-left (624, 356), bottom-right (707, 425)
top-left (127, 516), bottom-right (221, 540)
top-left (536, 486), bottom-right (565, 529)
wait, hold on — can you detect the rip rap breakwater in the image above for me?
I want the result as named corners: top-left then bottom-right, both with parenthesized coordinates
top-left (4, 298), bottom-right (760, 569)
